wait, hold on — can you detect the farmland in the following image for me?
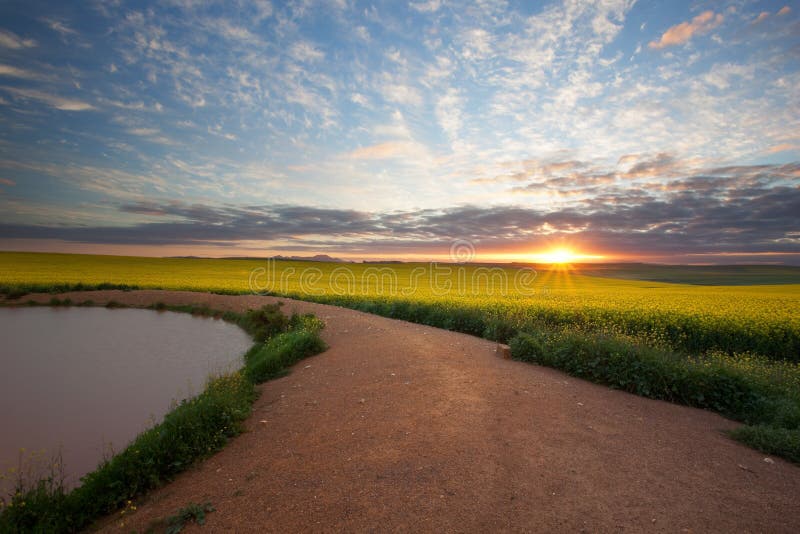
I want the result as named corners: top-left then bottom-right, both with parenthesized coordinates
top-left (2, 251), bottom-right (800, 462)
top-left (2, 251), bottom-right (799, 360)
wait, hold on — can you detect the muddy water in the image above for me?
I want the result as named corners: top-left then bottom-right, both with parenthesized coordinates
top-left (0, 307), bottom-right (252, 493)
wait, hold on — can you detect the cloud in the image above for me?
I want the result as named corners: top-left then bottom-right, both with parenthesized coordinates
top-left (284, 84), bottom-right (337, 128)
top-left (41, 18), bottom-right (78, 38)
top-left (0, 29), bottom-right (36, 49)
top-left (350, 92), bottom-right (368, 106)
top-left (211, 19), bottom-right (260, 45)
top-left (0, 0), bottom-right (797, 248)
top-left (3, 164), bottom-right (798, 259)
top-left (649, 11), bottom-right (724, 49)
top-left (252, 0), bottom-right (273, 21)
top-left (619, 153), bottom-right (680, 179)
top-left (473, 154), bottom-right (686, 187)
top-left (126, 127), bottom-right (161, 136)
top-left (385, 47), bottom-right (406, 66)
top-left (345, 141), bottom-right (419, 160)
top-left (703, 62), bottom-right (754, 90)
top-left (410, 0), bottom-right (442, 13)
top-left (753, 12), bottom-right (770, 24)
top-left (290, 41), bottom-right (325, 62)
top-left (459, 28), bottom-right (492, 60)
top-left (379, 80), bottom-right (422, 107)
top-left (0, 159), bottom-right (168, 200)
top-left (777, 6), bottom-right (791, 16)
top-left (354, 25), bottom-right (370, 41)
top-left (0, 178), bottom-right (15, 186)
top-left (766, 143), bottom-right (798, 154)
top-left (119, 202), bottom-right (169, 216)
top-left (0, 64), bottom-right (46, 80)
top-left (470, 159), bottom-right (591, 185)
top-left (99, 98), bottom-right (163, 112)
top-left (0, 86), bottom-right (95, 111)
top-left (435, 88), bottom-right (463, 141)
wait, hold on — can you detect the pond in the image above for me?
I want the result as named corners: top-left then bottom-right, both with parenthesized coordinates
top-left (0, 306), bottom-right (252, 493)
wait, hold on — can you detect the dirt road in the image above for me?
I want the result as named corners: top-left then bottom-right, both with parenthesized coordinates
top-left (24, 290), bottom-right (800, 532)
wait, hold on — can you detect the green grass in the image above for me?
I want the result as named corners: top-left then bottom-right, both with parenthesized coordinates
top-left (243, 315), bottom-right (327, 383)
top-left (508, 328), bottom-right (800, 463)
top-left (0, 302), bottom-right (326, 533)
top-left (509, 330), bottom-right (800, 426)
top-left (729, 426), bottom-right (800, 464)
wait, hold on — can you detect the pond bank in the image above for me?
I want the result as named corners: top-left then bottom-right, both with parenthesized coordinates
top-left (0, 293), bottom-right (325, 533)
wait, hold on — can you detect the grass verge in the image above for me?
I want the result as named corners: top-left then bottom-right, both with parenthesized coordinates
top-left (509, 329), bottom-right (800, 463)
top-left (0, 283), bottom-right (141, 300)
top-left (244, 315), bottom-right (326, 383)
top-left (0, 302), bottom-right (326, 533)
top-left (729, 426), bottom-right (800, 464)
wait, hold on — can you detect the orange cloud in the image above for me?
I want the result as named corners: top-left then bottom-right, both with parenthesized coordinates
top-left (0, 178), bottom-right (15, 186)
top-left (753, 11), bottom-right (770, 24)
top-left (765, 143), bottom-right (798, 154)
top-left (346, 141), bottom-right (416, 160)
top-left (649, 11), bottom-right (724, 50)
top-left (777, 6), bottom-right (791, 16)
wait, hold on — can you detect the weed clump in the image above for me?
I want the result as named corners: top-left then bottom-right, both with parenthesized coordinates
top-left (244, 314), bottom-right (326, 383)
top-left (240, 303), bottom-right (289, 342)
top-left (159, 501), bottom-right (215, 533)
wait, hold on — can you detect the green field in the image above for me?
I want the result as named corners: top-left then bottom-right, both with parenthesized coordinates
top-left (2, 251), bottom-right (800, 462)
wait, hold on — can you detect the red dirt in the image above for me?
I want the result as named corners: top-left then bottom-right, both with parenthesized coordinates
top-left (24, 290), bottom-right (800, 532)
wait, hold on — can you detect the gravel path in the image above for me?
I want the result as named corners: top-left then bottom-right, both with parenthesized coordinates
top-left (23, 290), bottom-right (800, 532)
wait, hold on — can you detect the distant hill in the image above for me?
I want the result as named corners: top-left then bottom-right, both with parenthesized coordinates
top-left (271, 254), bottom-right (349, 263)
top-left (169, 254), bottom-right (349, 263)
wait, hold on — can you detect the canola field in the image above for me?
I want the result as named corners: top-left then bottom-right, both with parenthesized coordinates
top-left (1, 251), bottom-right (799, 361)
top-left (3, 251), bottom-right (800, 461)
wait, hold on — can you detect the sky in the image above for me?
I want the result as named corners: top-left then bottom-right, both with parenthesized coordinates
top-left (0, 0), bottom-right (798, 263)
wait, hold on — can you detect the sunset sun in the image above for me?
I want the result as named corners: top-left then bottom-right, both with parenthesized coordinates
top-left (527, 247), bottom-right (600, 264)
top-left (539, 248), bottom-right (576, 264)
